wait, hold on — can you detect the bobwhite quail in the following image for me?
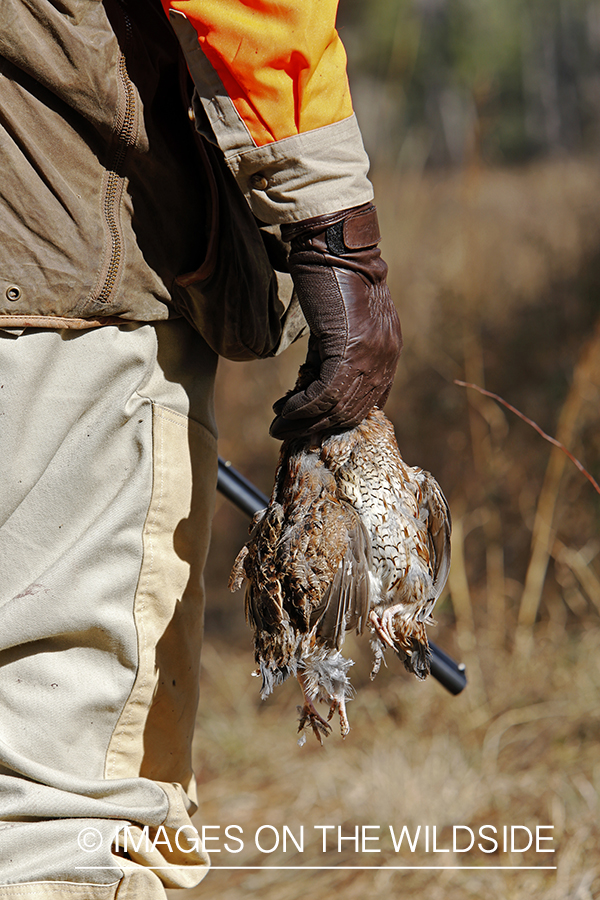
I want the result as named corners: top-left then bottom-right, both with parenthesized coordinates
top-left (229, 408), bottom-right (451, 744)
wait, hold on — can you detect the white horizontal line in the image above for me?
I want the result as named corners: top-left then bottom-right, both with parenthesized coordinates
top-left (209, 866), bottom-right (558, 871)
top-left (76, 866), bottom-right (557, 871)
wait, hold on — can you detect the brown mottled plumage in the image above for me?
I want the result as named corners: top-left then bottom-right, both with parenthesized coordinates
top-left (229, 408), bottom-right (451, 744)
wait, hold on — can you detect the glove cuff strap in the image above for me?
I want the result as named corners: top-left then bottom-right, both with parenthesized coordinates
top-left (282, 202), bottom-right (381, 253)
top-left (326, 206), bottom-right (381, 254)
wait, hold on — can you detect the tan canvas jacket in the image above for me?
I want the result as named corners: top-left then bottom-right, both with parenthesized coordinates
top-left (0, 0), bottom-right (371, 357)
top-left (0, 0), bottom-right (212, 330)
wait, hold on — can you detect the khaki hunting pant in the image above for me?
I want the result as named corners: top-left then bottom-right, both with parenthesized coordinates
top-left (0, 319), bottom-right (218, 898)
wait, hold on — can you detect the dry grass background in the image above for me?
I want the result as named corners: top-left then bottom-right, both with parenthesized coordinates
top-left (170, 157), bottom-right (600, 900)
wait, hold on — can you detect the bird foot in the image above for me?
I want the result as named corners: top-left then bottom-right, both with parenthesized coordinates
top-left (297, 699), bottom-right (332, 745)
top-left (369, 637), bottom-right (388, 681)
top-left (369, 609), bottom-right (400, 649)
top-left (327, 696), bottom-right (350, 737)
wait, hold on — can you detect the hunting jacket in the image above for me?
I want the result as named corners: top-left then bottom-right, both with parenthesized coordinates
top-left (0, 0), bottom-right (373, 335)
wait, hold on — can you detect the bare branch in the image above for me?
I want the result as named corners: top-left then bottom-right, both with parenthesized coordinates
top-left (454, 379), bottom-right (600, 497)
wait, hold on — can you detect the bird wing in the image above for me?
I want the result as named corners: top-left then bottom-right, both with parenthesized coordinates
top-left (311, 501), bottom-right (373, 650)
top-left (417, 469), bottom-right (452, 600)
top-left (239, 503), bottom-right (286, 634)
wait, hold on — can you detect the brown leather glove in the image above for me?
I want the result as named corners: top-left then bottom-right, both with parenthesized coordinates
top-left (270, 202), bottom-right (402, 439)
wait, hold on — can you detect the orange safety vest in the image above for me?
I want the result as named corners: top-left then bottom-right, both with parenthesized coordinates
top-left (162, 0), bottom-right (353, 144)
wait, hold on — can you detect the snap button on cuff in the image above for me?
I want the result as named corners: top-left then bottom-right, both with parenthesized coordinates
top-left (6, 285), bottom-right (21, 301)
top-left (249, 173), bottom-right (269, 191)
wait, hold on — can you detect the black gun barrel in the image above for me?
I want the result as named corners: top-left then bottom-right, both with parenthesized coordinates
top-left (217, 457), bottom-right (467, 696)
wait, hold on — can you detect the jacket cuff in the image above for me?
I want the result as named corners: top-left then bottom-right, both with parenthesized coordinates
top-left (226, 117), bottom-right (374, 224)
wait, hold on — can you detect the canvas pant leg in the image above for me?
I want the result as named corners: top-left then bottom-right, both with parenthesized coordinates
top-left (0, 319), bottom-right (218, 898)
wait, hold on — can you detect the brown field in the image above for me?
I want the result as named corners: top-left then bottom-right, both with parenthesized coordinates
top-left (170, 157), bottom-right (600, 900)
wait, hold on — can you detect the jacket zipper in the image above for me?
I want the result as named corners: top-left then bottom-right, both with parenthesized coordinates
top-left (94, 4), bottom-right (137, 304)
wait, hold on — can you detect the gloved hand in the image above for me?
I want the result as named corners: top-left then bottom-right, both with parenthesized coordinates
top-left (270, 202), bottom-right (402, 439)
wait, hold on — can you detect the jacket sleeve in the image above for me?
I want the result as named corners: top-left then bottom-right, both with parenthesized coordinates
top-left (162, 0), bottom-right (373, 224)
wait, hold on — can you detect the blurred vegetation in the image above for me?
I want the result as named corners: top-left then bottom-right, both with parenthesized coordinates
top-left (190, 156), bottom-right (600, 900)
top-left (171, 4), bottom-right (600, 899)
top-left (338, 0), bottom-right (600, 168)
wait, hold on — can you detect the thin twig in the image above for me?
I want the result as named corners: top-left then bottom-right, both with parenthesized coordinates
top-left (454, 379), bottom-right (600, 497)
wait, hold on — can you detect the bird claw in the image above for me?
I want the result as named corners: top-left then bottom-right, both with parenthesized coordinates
top-left (369, 609), bottom-right (398, 649)
top-left (327, 698), bottom-right (350, 737)
top-left (297, 702), bottom-right (331, 745)
top-left (369, 637), bottom-right (388, 681)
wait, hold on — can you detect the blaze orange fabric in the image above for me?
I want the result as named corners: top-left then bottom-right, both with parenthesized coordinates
top-left (162, 0), bottom-right (354, 146)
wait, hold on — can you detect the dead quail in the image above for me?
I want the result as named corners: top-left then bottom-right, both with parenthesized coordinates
top-left (229, 408), bottom-right (451, 744)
